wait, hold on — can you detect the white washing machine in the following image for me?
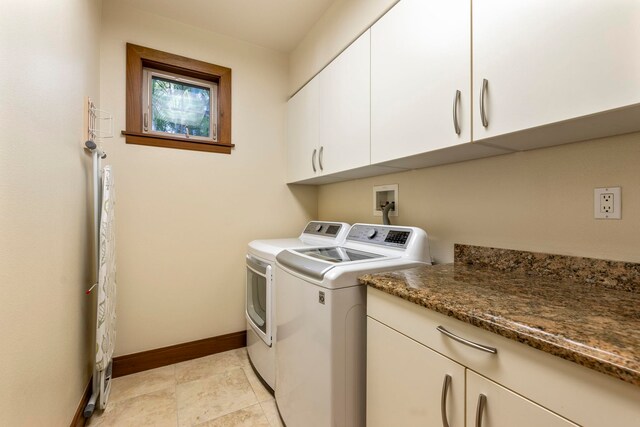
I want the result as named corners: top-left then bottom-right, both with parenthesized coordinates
top-left (275, 224), bottom-right (431, 427)
top-left (246, 221), bottom-right (350, 391)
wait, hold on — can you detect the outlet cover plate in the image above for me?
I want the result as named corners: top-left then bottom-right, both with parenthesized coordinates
top-left (594, 187), bottom-right (621, 219)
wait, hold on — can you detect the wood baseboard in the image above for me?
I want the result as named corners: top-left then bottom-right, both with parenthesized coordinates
top-left (112, 330), bottom-right (247, 378)
top-left (70, 377), bottom-right (92, 427)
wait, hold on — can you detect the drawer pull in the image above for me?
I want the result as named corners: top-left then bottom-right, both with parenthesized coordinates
top-left (480, 78), bottom-right (489, 128)
top-left (441, 374), bottom-right (452, 427)
top-left (452, 90), bottom-right (461, 135)
top-left (311, 148), bottom-right (317, 172)
top-left (437, 326), bottom-right (497, 354)
top-left (475, 393), bottom-right (487, 427)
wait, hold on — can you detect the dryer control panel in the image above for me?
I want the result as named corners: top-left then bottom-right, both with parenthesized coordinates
top-left (346, 225), bottom-right (412, 248)
top-left (303, 221), bottom-right (347, 237)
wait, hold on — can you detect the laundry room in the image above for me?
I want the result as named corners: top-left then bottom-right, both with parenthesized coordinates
top-left (1, 0), bottom-right (640, 426)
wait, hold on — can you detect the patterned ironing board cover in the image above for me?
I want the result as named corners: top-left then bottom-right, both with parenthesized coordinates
top-left (96, 165), bottom-right (116, 371)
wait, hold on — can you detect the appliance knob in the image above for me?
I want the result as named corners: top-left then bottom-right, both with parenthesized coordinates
top-left (367, 229), bottom-right (377, 239)
top-left (315, 224), bottom-right (323, 232)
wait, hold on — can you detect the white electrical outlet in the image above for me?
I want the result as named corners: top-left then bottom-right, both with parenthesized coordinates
top-left (594, 187), bottom-right (621, 219)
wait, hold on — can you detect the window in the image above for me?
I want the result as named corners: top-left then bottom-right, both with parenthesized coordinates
top-left (143, 69), bottom-right (217, 141)
top-left (122, 44), bottom-right (232, 154)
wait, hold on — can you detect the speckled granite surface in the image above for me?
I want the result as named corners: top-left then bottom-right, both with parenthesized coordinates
top-left (455, 244), bottom-right (640, 293)
top-left (359, 246), bottom-right (640, 386)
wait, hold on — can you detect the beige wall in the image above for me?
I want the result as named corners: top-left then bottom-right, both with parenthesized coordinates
top-left (0, 0), bottom-right (101, 425)
top-left (288, 0), bottom-right (398, 94)
top-left (319, 133), bottom-right (640, 264)
top-left (100, 1), bottom-right (317, 357)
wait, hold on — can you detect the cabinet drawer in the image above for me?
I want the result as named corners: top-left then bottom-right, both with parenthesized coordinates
top-left (367, 287), bottom-right (640, 427)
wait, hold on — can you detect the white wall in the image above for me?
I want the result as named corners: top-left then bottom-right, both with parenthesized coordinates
top-left (101, 0), bottom-right (317, 357)
top-left (0, 0), bottom-right (101, 425)
top-left (288, 0), bottom-right (398, 94)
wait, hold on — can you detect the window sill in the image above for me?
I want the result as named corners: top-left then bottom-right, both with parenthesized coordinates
top-left (121, 131), bottom-right (234, 154)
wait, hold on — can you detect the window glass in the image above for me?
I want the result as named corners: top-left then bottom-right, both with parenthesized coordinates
top-left (142, 68), bottom-right (218, 142)
top-left (151, 76), bottom-right (211, 138)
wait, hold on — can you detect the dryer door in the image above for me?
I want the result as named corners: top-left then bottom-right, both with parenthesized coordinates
top-left (246, 255), bottom-right (272, 346)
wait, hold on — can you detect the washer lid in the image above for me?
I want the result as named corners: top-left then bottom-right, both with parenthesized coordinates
top-left (276, 246), bottom-right (385, 280)
top-left (294, 246), bottom-right (383, 263)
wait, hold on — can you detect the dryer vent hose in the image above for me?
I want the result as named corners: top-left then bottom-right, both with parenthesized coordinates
top-left (382, 201), bottom-right (395, 225)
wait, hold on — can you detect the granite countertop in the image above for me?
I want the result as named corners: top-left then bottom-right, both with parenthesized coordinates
top-left (359, 245), bottom-right (640, 387)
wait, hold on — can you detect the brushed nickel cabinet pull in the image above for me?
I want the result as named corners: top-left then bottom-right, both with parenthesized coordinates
top-left (475, 394), bottom-right (487, 427)
top-left (480, 78), bottom-right (489, 128)
top-left (453, 90), bottom-right (461, 135)
top-left (312, 149), bottom-right (317, 172)
top-left (318, 146), bottom-right (324, 171)
top-left (441, 374), bottom-right (452, 427)
top-left (437, 326), bottom-right (497, 354)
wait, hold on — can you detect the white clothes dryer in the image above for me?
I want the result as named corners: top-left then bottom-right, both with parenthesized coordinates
top-left (275, 223), bottom-right (432, 427)
top-left (245, 221), bottom-right (350, 391)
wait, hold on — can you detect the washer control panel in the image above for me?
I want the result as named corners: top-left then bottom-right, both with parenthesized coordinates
top-left (347, 225), bottom-right (411, 248)
top-left (303, 222), bottom-right (346, 237)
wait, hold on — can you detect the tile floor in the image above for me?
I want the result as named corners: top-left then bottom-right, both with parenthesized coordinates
top-left (87, 348), bottom-right (283, 427)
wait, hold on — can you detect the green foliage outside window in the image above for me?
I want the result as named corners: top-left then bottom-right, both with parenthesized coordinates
top-left (151, 76), bottom-right (211, 137)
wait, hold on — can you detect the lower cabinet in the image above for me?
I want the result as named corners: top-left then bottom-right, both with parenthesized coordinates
top-left (367, 317), bottom-right (577, 427)
top-left (367, 317), bottom-right (465, 427)
top-left (466, 370), bottom-right (577, 427)
top-left (367, 287), bottom-right (640, 426)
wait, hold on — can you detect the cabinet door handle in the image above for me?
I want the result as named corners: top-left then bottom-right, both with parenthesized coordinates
top-left (441, 374), bottom-right (452, 427)
top-left (318, 146), bottom-right (324, 171)
top-left (312, 148), bottom-right (317, 172)
top-left (437, 326), bottom-right (497, 354)
top-left (480, 78), bottom-right (489, 128)
top-left (452, 90), bottom-right (461, 135)
top-left (475, 394), bottom-right (487, 427)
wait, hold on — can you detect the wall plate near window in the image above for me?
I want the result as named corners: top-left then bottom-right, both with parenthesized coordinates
top-left (373, 184), bottom-right (398, 217)
top-left (122, 43), bottom-right (233, 154)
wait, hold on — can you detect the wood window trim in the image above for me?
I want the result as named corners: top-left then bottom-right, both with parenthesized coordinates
top-left (123, 43), bottom-right (233, 154)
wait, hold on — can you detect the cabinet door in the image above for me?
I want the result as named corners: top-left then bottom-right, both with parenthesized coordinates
top-left (319, 31), bottom-right (371, 175)
top-left (367, 317), bottom-right (465, 427)
top-left (473, 0), bottom-right (640, 142)
top-left (287, 77), bottom-right (319, 183)
top-left (466, 370), bottom-right (578, 427)
top-left (371, 0), bottom-right (471, 164)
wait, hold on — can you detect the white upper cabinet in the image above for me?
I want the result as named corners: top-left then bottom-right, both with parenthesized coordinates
top-left (288, 0), bottom-right (640, 184)
top-left (473, 0), bottom-right (640, 144)
top-left (287, 77), bottom-right (319, 183)
top-left (371, 0), bottom-right (471, 165)
top-left (287, 31), bottom-right (371, 183)
top-left (319, 30), bottom-right (371, 176)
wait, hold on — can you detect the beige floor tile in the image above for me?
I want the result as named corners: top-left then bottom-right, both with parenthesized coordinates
top-left (108, 365), bottom-right (176, 404)
top-left (90, 387), bottom-right (177, 427)
top-left (86, 404), bottom-right (113, 427)
top-left (259, 400), bottom-right (284, 427)
top-left (195, 404), bottom-right (270, 427)
top-left (175, 350), bottom-right (247, 384)
top-left (242, 366), bottom-right (273, 403)
top-left (176, 367), bottom-right (258, 426)
top-left (231, 348), bottom-right (251, 369)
